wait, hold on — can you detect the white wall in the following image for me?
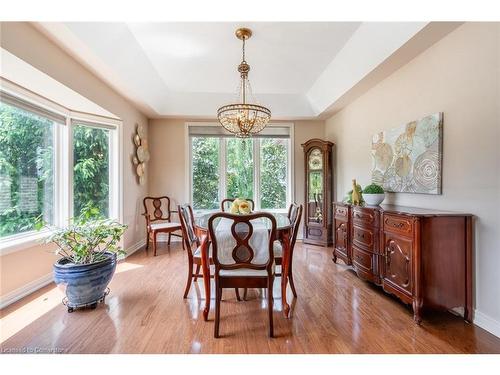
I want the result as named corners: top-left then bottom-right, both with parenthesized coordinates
top-left (325, 23), bottom-right (500, 336)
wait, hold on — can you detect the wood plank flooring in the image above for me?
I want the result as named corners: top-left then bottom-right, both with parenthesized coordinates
top-left (1, 242), bottom-right (500, 354)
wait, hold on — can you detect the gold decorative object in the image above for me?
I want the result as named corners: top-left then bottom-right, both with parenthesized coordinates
top-left (137, 145), bottom-right (146, 163)
top-left (133, 123), bottom-right (148, 185)
top-left (217, 28), bottom-right (271, 138)
top-left (133, 134), bottom-right (141, 147)
top-left (137, 123), bottom-right (145, 138)
top-left (351, 179), bottom-right (362, 206)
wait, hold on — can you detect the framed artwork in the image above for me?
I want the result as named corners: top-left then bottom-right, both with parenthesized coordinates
top-left (371, 112), bottom-right (443, 194)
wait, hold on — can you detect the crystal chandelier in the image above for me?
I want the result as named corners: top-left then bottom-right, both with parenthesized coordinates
top-left (217, 28), bottom-right (271, 137)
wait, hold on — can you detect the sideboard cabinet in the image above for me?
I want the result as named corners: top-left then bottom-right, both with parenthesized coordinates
top-left (333, 202), bottom-right (473, 324)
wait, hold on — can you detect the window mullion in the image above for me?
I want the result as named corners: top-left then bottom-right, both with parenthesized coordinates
top-left (219, 138), bottom-right (226, 205)
top-left (254, 139), bottom-right (260, 211)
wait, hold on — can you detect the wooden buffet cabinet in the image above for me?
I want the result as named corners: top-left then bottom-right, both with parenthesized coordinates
top-left (333, 202), bottom-right (473, 323)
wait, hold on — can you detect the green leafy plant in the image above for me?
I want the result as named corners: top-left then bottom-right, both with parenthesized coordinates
top-left (40, 205), bottom-right (127, 265)
top-left (363, 183), bottom-right (385, 194)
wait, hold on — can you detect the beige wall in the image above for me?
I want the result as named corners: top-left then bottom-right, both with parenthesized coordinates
top-left (325, 23), bottom-right (500, 329)
top-left (148, 119), bottom-right (325, 228)
top-left (0, 23), bottom-right (149, 299)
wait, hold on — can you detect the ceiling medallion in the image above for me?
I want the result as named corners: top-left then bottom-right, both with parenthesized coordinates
top-left (217, 28), bottom-right (271, 138)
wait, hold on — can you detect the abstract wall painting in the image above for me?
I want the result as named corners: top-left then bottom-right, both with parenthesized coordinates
top-left (371, 112), bottom-right (443, 194)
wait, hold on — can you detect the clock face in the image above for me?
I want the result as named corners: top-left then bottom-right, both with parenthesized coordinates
top-left (308, 148), bottom-right (323, 170)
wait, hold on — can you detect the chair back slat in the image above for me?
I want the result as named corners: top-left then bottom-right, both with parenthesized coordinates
top-left (288, 203), bottom-right (303, 249)
top-left (143, 196), bottom-right (172, 222)
top-left (221, 198), bottom-right (255, 212)
top-left (208, 212), bottom-right (276, 272)
top-left (178, 204), bottom-right (199, 250)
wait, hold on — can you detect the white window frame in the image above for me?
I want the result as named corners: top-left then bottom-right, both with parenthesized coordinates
top-left (0, 85), bottom-right (122, 255)
top-left (186, 122), bottom-right (294, 214)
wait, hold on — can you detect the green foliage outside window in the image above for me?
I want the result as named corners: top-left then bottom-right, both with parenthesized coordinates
top-left (226, 138), bottom-right (253, 200)
top-left (260, 138), bottom-right (287, 209)
top-left (192, 137), bottom-right (220, 209)
top-left (191, 136), bottom-right (288, 210)
top-left (0, 102), bottom-right (54, 237)
top-left (73, 125), bottom-right (110, 218)
top-left (0, 102), bottom-right (113, 238)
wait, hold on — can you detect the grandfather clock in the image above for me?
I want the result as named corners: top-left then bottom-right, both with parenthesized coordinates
top-left (302, 139), bottom-right (334, 247)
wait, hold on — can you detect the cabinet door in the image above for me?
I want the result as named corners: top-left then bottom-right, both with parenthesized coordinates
top-left (382, 233), bottom-right (413, 296)
top-left (334, 219), bottom-right (349, 260)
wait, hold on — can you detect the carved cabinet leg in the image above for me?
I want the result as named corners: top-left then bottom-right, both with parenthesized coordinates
top-left (412, 298), bottom-right (423, 324)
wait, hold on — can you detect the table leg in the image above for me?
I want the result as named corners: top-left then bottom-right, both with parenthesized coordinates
top-left (281, 230), bottom-right (291, 318)
top-left (200, 235), bottom-right (211, 321)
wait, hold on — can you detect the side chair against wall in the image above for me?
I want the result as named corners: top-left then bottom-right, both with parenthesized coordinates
top-left (209, 212), bottom-right (277, 338)
top-left (142, 196), bottom-right (183, 256)
top-left (242, 203), bottom-right (303, 301)
top-left (221, 198), bottom-right (255, 212)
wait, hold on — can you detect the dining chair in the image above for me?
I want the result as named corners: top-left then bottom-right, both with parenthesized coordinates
top-left (208, 212), bottom-right (277, 338)
top-left (142, 196), bottom-right (183, 256)
top-left (178, 204), bottom-right (243, 301)
top-left (220, 198), bottom-right (255, 212)
top-left (274, 203), bottom-right (303, 297)
top-left (178, 204), bottom-right (211, 298)
top-left (243, 203), bottom-right (303, 300)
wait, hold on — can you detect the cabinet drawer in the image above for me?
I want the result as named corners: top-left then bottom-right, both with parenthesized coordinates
top-left (352, 224), bottom-right (376, 252)
top-left (352, 246), bottom-right (373, 272)
top-left (334, 205), bottom-right (349, 219)
top-left (352, 207), bottom-right (379, 227)
top-left (383, 214), bottom-right (413, 237)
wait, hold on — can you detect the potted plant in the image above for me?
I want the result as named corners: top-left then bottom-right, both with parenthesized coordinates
top-left (362, 183), bottom-right (386, 206)
top-left (40, 207), bottom-right (127, 312)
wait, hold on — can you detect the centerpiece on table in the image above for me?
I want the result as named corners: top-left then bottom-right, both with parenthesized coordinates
top-left (229, 198), bottom-right (252, 215)
top-left (38, 206), bottom-right (127, 312)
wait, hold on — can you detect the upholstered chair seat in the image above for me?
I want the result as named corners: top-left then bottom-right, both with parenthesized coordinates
top-left (150, 222), bottom-right (182, 231)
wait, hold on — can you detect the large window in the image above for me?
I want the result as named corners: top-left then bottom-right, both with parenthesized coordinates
top-left (73, 124), bottom-right (110, 217)
top-left (0, 102), bottom-right (55, 238)
top-left (0, 90), bottom-right (120, 245)
top-left (190, 124), bottom-right (292, 211)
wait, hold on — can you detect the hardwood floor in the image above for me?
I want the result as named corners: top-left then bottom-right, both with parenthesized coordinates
top-left (1, 241), bottom-right (500, 354)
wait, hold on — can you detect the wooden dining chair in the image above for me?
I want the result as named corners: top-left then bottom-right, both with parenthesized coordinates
top-left (178, 204), bottom-right (211, 298)
top-left (208, 212), bottom-right (277, 338)
top-left (274, 203), bottom-right (303, 298)
top-left (178, 204), bottom-right (242, 301)
top-left (220, 198), bottom-right (255, 212)
top-left (243, 203), bottom-right (303, 301)
top-left (142, 196), bottom-right (183, 256)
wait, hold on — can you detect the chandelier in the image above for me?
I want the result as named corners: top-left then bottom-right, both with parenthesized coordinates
top-left (217, 28), bottom-right (271, 137)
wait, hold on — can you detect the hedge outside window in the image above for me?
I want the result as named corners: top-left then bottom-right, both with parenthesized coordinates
top-left (0, 102), bottom-right (55, 238)
top-left (191, 136), bottom-right (290, 211)
top-left (0, 92), bottom-right (118, 242)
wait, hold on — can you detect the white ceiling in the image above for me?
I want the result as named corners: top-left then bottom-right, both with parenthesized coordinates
top-left (32, 22), bottom-right (455, 119)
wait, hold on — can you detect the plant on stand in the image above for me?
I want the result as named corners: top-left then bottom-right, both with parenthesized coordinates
top-left (38, 206), bottom-right (127, 312)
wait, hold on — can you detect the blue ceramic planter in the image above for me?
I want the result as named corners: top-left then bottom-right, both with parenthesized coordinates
top-left (53, 252), bottom-right (117, 310)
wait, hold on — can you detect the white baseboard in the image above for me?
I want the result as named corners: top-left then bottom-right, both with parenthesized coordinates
top-left (474, 309), bottom-right (500, 338)
top-left (0, 238), bottom-right (147, 310)
top-left (122, 238), bottom-right (147, 258)
top-left (0, 273), bottom-right (53, 310)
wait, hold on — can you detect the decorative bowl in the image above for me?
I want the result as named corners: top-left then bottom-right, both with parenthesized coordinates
top-left (363, 193), bottom-right (385, 206)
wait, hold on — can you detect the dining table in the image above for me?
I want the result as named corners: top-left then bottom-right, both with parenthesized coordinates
top-left (194, 211), bottom-right (294, 321)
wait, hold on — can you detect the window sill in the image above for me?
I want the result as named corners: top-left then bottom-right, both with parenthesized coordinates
top-left (0, 230), bottom-right (51, 256)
